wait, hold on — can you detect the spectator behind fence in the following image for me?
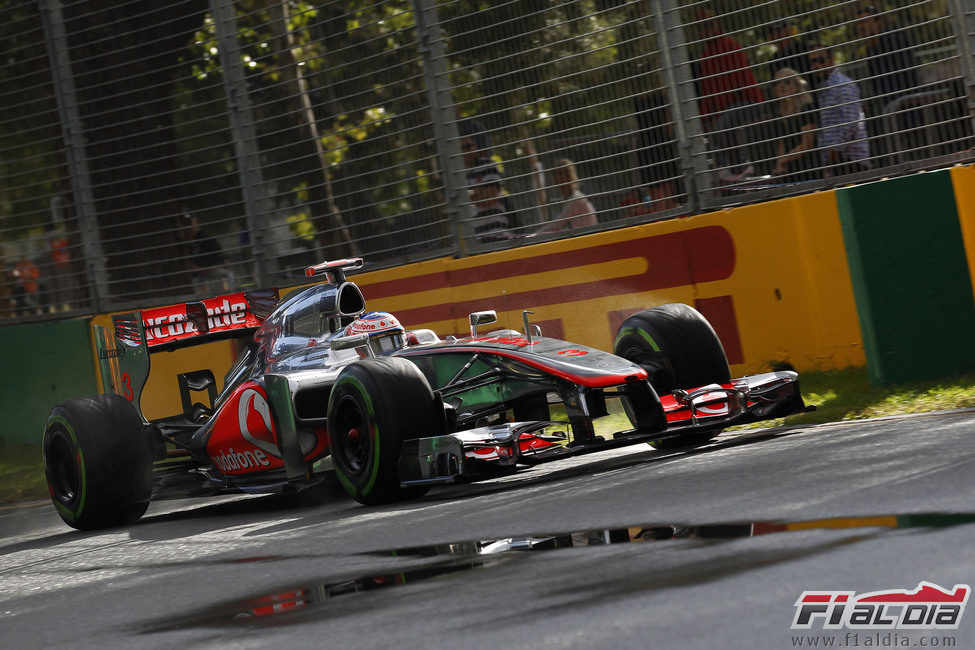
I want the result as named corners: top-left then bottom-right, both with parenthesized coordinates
top-left (809, 46), bottom-right (871, 176)
top-left (459, 119), bottom-right (513, 241)
top-left (0, 254), bottom-right (11, 316)
top-left (180, 213), bottom-right (235, 295)
top-left (536, 159), bottom-right (597, 235)
top-left (13, 254), bottom-right (40, 314)
top-left (855, 5), bottom-right (924, 163)
top-left (634, 91), bottom-right (682, 212)
top-left (40, 223), bottom-right (75, 311)
top-left (693, 8), bottom-right (765, 132)
top-left (771, 68), bottom-right (820, 183)
top-left (766, 20), bottom-right (815, 89)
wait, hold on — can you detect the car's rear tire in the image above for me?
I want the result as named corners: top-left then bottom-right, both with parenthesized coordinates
top-left (326, 357), bottom-right (444, 505)
top-left (614, 304), bottom-right (731, 450)
top-left (43, 394), bottom-right (152, 530)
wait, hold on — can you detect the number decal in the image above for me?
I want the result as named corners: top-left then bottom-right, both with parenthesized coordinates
top-left (557, 349), bottom-right (588, 357)
top-left (492, 336), bottom-right (534, 347)
top-left (121, 372), bottom-right (133, 401)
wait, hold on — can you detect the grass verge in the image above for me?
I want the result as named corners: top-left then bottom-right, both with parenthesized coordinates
top-left (2, 368), bottom-right (973, 507)
top-left (0, 444), bottom-right (47, 506)
top-left (730, 367), bottom-right (975, 430)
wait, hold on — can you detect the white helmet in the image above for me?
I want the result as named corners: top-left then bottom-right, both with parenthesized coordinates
top-left (344, 311), bottom-right (406, 356)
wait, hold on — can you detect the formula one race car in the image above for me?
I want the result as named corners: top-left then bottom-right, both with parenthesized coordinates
top-left (43, 258), bottom-right (808, 530)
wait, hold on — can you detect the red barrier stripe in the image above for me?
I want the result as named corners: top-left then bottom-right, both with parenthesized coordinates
top-left (367, 227), bottom-right (735, 326)
top-left (361, 226), bottom-right (734, 300)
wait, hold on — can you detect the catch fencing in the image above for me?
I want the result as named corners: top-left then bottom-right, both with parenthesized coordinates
top-left (1, 0), bottom-right (973, 321)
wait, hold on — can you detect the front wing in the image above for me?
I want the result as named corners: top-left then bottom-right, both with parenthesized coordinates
top-left (398, 371), bottom-right (807, 486)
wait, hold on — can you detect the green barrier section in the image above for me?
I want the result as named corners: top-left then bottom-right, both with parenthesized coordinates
top-left (0, 319), bottom-right (98, 445)
top-left (837, 170), bottom-right (975, 384)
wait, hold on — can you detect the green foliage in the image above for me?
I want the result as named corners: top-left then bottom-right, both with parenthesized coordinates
top-left (320, 107), bottom-right (395, 168)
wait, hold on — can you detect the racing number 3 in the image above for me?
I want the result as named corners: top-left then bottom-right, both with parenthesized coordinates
top-left (121, 372), bottom-right (133, 401)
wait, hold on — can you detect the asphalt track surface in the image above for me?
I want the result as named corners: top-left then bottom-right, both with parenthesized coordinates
top-left (2, 410), bottom-right (974, 649)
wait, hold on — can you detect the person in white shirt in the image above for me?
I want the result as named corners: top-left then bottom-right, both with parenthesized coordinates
top-left (536, 158), bottom-right (598, 235)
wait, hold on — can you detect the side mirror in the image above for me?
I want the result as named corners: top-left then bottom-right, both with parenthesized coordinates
top-left (469, 310), bottom-right (498, 338)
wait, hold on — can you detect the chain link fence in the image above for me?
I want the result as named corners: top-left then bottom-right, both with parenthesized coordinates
top-left (2, 0), bottom-right (973, 322)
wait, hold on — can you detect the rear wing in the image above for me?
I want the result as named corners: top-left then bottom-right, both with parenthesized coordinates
top-left (135, 289), bottom-right (279, 351)
top-left (93, 289), bottom-right (279, 420)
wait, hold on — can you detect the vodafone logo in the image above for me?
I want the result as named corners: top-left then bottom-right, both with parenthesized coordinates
top-left (352, 320), bottom-right (384, 332)
top-left (238, 388), bottom-right (281, 457)
top-left (347, 312), bottom-right (401, 336)
top-left (213, 447), bottom-right (270, 473)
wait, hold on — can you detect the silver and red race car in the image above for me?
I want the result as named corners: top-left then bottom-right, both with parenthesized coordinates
top-left (42, 258), bottom-right (808, 530)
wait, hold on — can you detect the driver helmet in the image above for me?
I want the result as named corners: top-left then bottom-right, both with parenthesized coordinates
top-left (344, 311), bottom-right (406, 356)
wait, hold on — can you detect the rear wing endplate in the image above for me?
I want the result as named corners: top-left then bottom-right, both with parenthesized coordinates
top-left (94, 314), bottom-right (150, 421)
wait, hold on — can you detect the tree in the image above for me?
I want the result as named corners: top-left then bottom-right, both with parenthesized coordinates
top-left (60, 0), bottom-right (209, 301)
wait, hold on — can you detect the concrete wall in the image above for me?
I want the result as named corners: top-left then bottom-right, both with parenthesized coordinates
top-left (837, 170), bottom-right (975, 384)
top-left (0, 319), bottom-right (98, 444)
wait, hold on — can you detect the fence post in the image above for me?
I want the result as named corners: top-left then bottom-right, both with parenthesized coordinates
top-left (948, 0), bottom-right (975, 144)
top-left (412, 0), bottom-right (468, 256)
top-left (653, 0), bottom-right (710, 213)
top-left (40, 0), bottom-right (108, 311)
top-left (209, 0), bottom-right (268, 286)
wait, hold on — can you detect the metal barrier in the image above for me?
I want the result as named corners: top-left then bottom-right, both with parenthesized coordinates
top-left (1, 0), bottom-right (973, 322)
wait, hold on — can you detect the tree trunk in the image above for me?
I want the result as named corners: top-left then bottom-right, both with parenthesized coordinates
top-left (266, 0), bottom-right (354, 260)
top-left (62, 0), bottom-right (208, 301)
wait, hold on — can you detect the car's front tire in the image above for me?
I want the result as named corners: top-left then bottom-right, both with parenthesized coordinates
top-left (326, 357), bottom-right (444, 505)
top-left (614, 304), bottom-right (731, 449)
top-left (43, 394), bottom-right (152, 530)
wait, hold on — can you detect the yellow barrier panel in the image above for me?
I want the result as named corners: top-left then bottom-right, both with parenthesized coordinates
top-left (949, 166), bottom-right (975, 303)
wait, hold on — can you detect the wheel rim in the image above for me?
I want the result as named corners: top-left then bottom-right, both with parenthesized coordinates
top-left (334, 395), bottom-right (370, 476)
top-left (47, 432), bottom-right (79, 505)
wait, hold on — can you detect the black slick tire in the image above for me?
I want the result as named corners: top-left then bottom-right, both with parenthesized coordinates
top-left (613, 303), bottom-right (731, 449)
top-left (326, 357), bottom-right (444, 505)
top-left (43, 394), bottom-right (152, 530)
